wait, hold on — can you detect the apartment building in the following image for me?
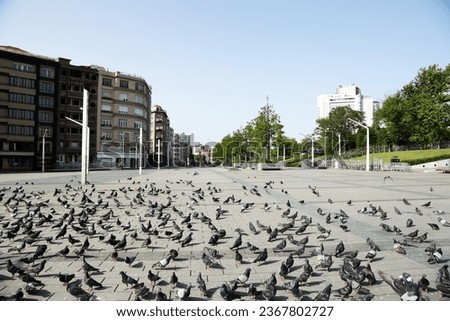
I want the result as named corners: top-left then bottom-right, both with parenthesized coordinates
top-left (0, 46), bottom-right (153, 171)
top-left (0, 46), bottom-right (59, 171)
top-left (149, 104), bottom-right (172, 167)
top-left (57, 58), bottom-right (98, 168)
top-left (95, 68), bottom-right (152, 169)
top-left (317, 84), bottom-right (378, 126)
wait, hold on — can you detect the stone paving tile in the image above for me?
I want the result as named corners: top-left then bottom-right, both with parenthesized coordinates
top-left (0, 167), bottom-right (449, 301)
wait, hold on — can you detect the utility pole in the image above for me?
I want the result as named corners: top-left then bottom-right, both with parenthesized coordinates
top-left (348, 118), bottom-right (370, 172)
top-left (42, 128), bottom-right (48, 172)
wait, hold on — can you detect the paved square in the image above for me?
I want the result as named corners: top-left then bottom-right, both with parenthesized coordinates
top-left (1, 167), bottom-right (449, 301)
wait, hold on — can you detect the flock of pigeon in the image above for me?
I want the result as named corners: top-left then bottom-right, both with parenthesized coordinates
top-left (0, 169), bottom-right (449, 301)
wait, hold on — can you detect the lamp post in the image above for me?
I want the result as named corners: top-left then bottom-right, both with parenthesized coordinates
top-left (139, 127), bottom-right (142, 175)
top-left (348, 118), bottom-right (370, 172)
top-left (299, 132), bottom-right (314, 168)
top-left (42, 128), bottom-right (48, 172)
top-left (65, 88), bottom-right (89, 185)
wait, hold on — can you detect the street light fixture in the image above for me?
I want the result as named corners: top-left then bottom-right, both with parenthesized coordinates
top-left (42, 128), bottom-right (48, 172)
top-left (299, 132), bottom-right (315, 168)
top-left (348, 118), bottom-right (370, 172)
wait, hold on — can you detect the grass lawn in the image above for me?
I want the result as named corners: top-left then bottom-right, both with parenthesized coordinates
top-left (353, 148), bottom-right (450, 163)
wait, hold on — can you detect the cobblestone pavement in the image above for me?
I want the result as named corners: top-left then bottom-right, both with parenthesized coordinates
top-left (1, 167), bottom-right (449, 301)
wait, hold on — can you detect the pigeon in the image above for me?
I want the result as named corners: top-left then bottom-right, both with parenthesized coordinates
top-left (196, 272), bottom-right (208, 297)
top-left (438, 217), bottom-right (450, 227)
top-left (152, 254), bottom-right (173, 269)
top-left (120, 271), bottom-right (139, 288)
top-left (81, 256), bottom-right (100, 273)
top-left (181, 232), bottom-right (193, 247)
top-left (175, 285), bottom-right (192, 301)
top-left (219, 283), bottom-right (241, 301)
top-left (335, 241), bottom-right (345, 257)
top-left (114, 235), bottom-right (127, 250)
top-left (253, 248), bottom-right (268, 264)
top-left (84, 271), bottom-right (103, 290)
top-left (418, 274), bottom-right (430, 292)
top-left (31, 259), bottom-right (47, 276)
top-left (314, 283), bottom-right (332, 301)
top-left (147, 270), bottom-right (161, 286)
top-left (229, 234), bottom-right (243, 250)
top-left (377, 271), bottom-right (420, 301)
top-left (169, 272), bottom-right (178, 288)
top-left (273, 239), bottom-right (287, 252)
top-left (236, 268), bottom-right (251, 285)
top-left (235, 249), bottom-right (243, 265)
top-left (58, 273), bottom-right (75, 285)
top-left (402, 198), bottom-right (411, 206)
top-left (406, 218), bottom-right (414, 228)
top-left (262, 284), bottom-right (277, 301)
top-left (6, 259), bottom-right (22, 277)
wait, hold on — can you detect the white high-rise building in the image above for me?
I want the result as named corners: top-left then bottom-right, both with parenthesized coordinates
top-left (317, 84), bottom-right (376, 126)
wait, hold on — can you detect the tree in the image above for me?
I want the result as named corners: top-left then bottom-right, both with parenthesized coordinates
top-left (316, 106), bottom-right (365, 153)
top-left (213, 98), bottom-right (292, 164)
top-left (247, 98), bottom-right (285, 162)
top-left (374, 64), bottom-right (450, 148)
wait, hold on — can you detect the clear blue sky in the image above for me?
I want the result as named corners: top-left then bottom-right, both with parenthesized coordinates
top-left (1, 0), bottom-right (449, 144)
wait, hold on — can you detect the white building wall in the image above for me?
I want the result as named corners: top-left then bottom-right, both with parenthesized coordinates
top-left (317, 84), bottom-right (374, 125)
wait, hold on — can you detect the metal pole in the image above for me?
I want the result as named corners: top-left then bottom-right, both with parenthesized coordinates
top-left (311, 135), bottom-right (314, 167)
top-left (81, 89), bottom-right (88, 184)
top-left (157, 139), bottom-right (160, 170)
top-left (348, 118), bottom-right (370, 172)
top-left (324, 133), bottom-right (327, 168)
top-left (366, 127), bottom-right (370, 172)
top-left (139, 127), bottom-right (142, 175)
top-left (338, 133), bottom-right (341, 156)
top-left (42, 129), bottom-right (48, 172)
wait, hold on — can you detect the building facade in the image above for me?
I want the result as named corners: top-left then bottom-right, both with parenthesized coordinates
top-left (149, 104), bottom-right (173, 167)
top-left (317, 84), bottom-right (378, 126)
top-left (0, 46), bottom-right (153, 172)
top-left (0, 46), bottom-right (59, 171)
top-left (57, 58), bottom-right (99, 169)
top-left (95, 68), bottom-right (151, 169)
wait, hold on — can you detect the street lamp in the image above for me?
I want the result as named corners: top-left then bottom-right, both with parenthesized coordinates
top-left (299, 132), bottom-right (315, 168)
top-left (348, 118), bottom-right (370, 172)
top-left (42, 128), bottom-right (48, 172)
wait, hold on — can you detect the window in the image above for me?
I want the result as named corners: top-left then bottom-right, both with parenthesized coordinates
top-left (135, 95), bottom-right (145, 104)
top-left (71, 98), bottom-right (80, 106)
top-left (9, 76), bottom-right (35, 88)
top-left (70, 84), bottom-right (81, 92)
top-left (135, 82), bottom-right (145, 92)
top-left (70, 127), bottom-right (81, 134)
top-left (102, 91), bottom-right (112, 100)
top-left (101, 131), bottom-right (112, 140)
top-left (134, 121), bottom-right (143, 129)
top-left (69, 142), bottom-right (80, 148)
top-left (102, 78), bottom-right (112, 87)
top-left (119, 80), bottom-right (129, 88)
top-left (134, 108), bottom-right (144, 117)
top-left (39, 96), bottom-right (54, 108)
top-left (101, 118), bottom-right (111, 126)
top-left (40, 81), bottom-right (55, 93)
top-left (101, 104), bottom-right (112, 113)
top-left (118, 132), bottom-right (129, 141)
top-left (119, 93), bottom-right (128, 101)
top-left (118, 106), bottom-right (128, 114)
top-left (8, 125), bottom-right (34, 135)
top-left (13, 62), bottom-right (33, 72)
top-left (39, 111), bottom-right (53, 123)
top-left (8, 109), bottom-right (34, 120)
top-left (40, 66), bottom-right (55, 78)
top-left (9, 93), bottom-right (35, 104)
top-left (118, 119), bottom-right (128, 128)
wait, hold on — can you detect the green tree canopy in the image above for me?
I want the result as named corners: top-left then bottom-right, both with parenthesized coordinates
top-left (374, 64), bottom-right (450, 148)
